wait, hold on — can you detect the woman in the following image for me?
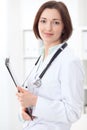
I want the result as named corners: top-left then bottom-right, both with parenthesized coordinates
top-left (16, 1), bottom-right (84, 130)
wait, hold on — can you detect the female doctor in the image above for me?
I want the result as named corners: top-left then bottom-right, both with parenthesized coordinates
top-left (16, 1), bottom-right (84, 130)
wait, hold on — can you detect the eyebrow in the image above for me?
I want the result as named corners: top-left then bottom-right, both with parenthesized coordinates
top-left (40, 17), bottom-right (62, 21)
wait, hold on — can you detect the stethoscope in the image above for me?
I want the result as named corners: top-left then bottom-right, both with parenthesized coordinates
top-left (22, 43), bottom-right (67, 88)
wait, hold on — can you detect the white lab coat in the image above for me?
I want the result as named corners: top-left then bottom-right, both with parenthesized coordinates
top-left (23, 43), bottom-right (84, 130)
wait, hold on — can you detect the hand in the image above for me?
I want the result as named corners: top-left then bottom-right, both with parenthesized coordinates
top-left (21, 107), bottom-right (32, 121)
top-left (16, 86), bottom-right (37, 108)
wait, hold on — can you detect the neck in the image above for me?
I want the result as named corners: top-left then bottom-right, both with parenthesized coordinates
top-left (44, 41), bottom-right (61, 59)
top-left (44, 46), bottom-right (49, 59)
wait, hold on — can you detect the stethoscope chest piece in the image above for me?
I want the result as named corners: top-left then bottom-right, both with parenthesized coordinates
top-left (33, 78), bottom-right (41, 88)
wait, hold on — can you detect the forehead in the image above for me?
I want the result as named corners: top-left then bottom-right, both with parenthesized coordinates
top-left (40, 8), bottom-right (62, 20)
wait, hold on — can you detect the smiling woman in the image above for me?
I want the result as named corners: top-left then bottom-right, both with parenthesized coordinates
top-left (16, 1), bottom-right (84, 130)
top-left (33, 1), bottom-right (72, 43)
top-left (38, 8), bottom-right (64, 50)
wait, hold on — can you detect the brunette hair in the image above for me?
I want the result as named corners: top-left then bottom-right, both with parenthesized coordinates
top-left (33, 0), bottom-right (73, 43)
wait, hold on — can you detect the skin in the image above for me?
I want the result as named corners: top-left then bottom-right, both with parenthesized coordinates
top-left (16, 8), bottom-right (64, 121)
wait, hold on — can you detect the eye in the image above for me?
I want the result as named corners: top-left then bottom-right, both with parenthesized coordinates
top-left (40, 19), bottom-right (46, 23)
top-left (53, 21), bottom-right (60, 25)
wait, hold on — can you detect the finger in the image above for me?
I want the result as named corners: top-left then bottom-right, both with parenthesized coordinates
top-left (17, 86), bottom-right (25, 93)
top-left (16, 93), bottom-right (24, 103)
top-left (22, 111), bottom-right (32, 120)
top-left (16, 92), bottom-right (23, 98)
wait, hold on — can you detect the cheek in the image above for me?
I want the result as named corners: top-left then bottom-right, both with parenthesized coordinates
top-left (56, 24), bottom-right (64, 34)
top-left (38, 25), bottom-right (44, 38)
top-left (38, 24), bottom-right (41, 34)
top-left (56, 27), bottom-right (63, 36)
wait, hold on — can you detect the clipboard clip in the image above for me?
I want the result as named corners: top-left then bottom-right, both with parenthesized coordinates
top-left (5, 58), bottom-right (17, 87)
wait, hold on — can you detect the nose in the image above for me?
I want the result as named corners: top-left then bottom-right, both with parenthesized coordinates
top-left (46, 22), bottom-right (52, 31)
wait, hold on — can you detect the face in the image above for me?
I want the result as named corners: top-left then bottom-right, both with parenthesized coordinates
top-left (38, 8), bottom-right (64, 47)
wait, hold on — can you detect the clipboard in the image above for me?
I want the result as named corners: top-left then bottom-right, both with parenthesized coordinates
top-left (5, 58), bottom-right (33, 119)
top-left (5, 58), bottom-right (18, 87)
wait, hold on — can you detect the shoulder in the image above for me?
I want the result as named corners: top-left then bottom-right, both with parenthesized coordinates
top-left (58, 45), bottom-right (84, 77)
top-left (60, 45), bottom-right (80, 63)
top-left (59, 45), bottom-right (84, 71)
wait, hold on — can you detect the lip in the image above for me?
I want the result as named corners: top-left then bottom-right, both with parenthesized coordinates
top-left (44, 32), bottom-right (53, 36)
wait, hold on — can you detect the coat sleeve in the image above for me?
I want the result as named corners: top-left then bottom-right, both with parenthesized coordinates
top-left (32, 59), bottom-right (84, 123)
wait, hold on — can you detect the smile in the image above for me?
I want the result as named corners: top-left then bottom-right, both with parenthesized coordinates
top-left (44, 32), bottom-right (53, 36)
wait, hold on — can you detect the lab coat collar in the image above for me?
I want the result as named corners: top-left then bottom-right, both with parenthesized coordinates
top-left (39, 42), bottom-right (65, 56)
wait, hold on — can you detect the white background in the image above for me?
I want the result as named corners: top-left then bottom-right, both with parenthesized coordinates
top-left (0, 0), bottom-right (87, 130)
